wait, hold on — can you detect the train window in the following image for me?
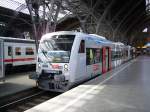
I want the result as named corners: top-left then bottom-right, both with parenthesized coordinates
top-left (117, 52), bottom-right (119, 58)
top-left (95, 49), bottom-right (100, 63)
top-left (86, 48), bottom-right (101, 65)
top-left (112, 50), bottom-right (123, 59)
top-left (126, 50), bottom-right (128, 57)
top-left (111, 51), bottom-right (117, 61)
top-left (100, 49), bottom-right (102, 62)
top-left (44, 35), bottom-right (75, 52)
top-left (79, 40), bottom-right (85, 53)
top-left (111, 51), bottom-right (114, 61)
top-left (86, 48), bottom-right (94, 65)
top-left (117, 51), bottom-right (119, 58)
top-left (86, 48), bottom-right (90, 65)
top-left (15, 47), bottom-right (21, 55)
top-left (8, 46), bottom-right (12, 56)
top-left (26, 48), bottom-right (34, 55)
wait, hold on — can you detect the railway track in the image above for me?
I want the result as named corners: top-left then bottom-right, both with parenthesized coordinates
top-left (0, 88), bottom-right (60, 112)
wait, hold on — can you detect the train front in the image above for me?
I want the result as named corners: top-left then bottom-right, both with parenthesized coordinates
top-left (36, 33), bottom-right (75, 92)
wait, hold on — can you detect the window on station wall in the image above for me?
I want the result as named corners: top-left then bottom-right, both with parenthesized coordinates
top-left (15, 47), bottom-right (21, 55)
top-left (8, 46), bottom-right (12, 56)
top-left (26, 47), bottom-right (34, 55)
top-left (79, 40), bottom-right (85, 53)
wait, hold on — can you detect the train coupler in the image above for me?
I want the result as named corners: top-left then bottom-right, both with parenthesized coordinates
top-left (29, 72), bottom-right (39, 80)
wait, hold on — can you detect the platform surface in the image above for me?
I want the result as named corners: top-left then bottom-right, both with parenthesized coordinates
top-left (25, 56), bottom-right (150, 112)
top-left (0, 72), bottom-right (36, 98)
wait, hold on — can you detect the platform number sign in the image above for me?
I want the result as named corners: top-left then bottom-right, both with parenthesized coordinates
top-left (0, 40), bottom-right (4, 79)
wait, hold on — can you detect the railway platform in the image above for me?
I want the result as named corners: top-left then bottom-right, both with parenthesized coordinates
top-left (25, 56), bottom-right (150, 112)
top-left (0, 72), bottom-right (36, 98)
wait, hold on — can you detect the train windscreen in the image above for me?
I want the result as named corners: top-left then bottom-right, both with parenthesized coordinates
top-left (47, 51), bottom-right (70, 63)
top-left (40, 35), bottom-right (75, 63)
top-left (44, 35), bottom-right (75, 51)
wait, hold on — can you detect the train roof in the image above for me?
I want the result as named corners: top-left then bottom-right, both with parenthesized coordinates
top-left (0, 37), bottom-right (35, 43)
top-left (89, 34), bottom-right (106, 39)
top-left (41, 31), bottom-right (110, 42)
top-left (42, 31), bottom-right (107, 39)
top-left (41, 31), bottom-right (83, 39)
top-left (114, 42), bottom-right (124, 45)
top-left (40, 31), bottom-right (113, 47)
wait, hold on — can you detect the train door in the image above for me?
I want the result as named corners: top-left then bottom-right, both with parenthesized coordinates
top-left (102, 47), bottom-right (111, 73)
top-left (105, 48), bottom-right (109, 71)
top-left (108, 48), bottom-right (112, 70)
top-left (102, 47), bottom-right (106, 73)
top-left (0, 39), bottom-right (4, 80)
top-left (7, 46), bottom-right (13, 66)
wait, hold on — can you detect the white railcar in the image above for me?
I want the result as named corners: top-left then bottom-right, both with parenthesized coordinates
top-left (111, 42), bottom-right (125, 68)
top-left (34, 31), bottom-right (133, 92)
top-left (0, 37), bottom-right (36, 81)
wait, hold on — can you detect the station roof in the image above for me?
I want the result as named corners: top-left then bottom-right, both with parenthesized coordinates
top-left (0, 0), bottom-right (71, 36)
top-left (0, 0), bottom-right (149, 46)
top-left (0, 0), bottom-right (71, 20)
top-left (0, 0), bottom-right (32, 37)
top-left (0, 0), bottom-right (28, 14)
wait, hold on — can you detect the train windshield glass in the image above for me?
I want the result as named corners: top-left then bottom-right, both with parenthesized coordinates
top-left (44, 35), bottom-right (75, 51)
top-left (47, 51), bottom-right (70, 63)
top-left (42, 35), bottom-right (75, 63)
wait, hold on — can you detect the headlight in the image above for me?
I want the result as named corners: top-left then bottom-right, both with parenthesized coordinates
top-left (38, 63), bottom-right (41, 68)
top-left (64, 68), bottom-right (68, 71)
top-left (64, 64), bottom-right (68, 69)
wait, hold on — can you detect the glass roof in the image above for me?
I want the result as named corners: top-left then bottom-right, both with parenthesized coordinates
top-left (0, 0), bottom-right (69, 20)
top-left (0, 0), bottom-right (29, 14)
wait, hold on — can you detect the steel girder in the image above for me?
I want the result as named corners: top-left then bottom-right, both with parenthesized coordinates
top-left (24, 0), bottom-right (149, 45)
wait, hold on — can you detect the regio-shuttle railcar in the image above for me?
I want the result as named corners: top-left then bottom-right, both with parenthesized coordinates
top-left (0, 37), bottom-right (36, 81)
top-left (111, 42), bottom-right (133, 68)
top-left (33, 31), bottom-right (134, 92)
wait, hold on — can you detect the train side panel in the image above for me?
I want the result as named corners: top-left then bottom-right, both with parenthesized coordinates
top-left (4, 42), bottom-right (36, 68)
top-left (4, 42), bottom-right (13, 66)
top-left (0, 39), bottom-right (4, 80)
top-left (34, 31), bottom-right (134, 92)
top-left (85, 37), bottom-right (103, 79)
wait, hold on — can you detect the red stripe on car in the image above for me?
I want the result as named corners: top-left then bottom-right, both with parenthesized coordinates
top-left (4, 58), bottom-right (35, 62)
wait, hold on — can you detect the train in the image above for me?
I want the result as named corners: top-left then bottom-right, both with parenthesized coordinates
top-left (30, 31), bottom-right (135, 92)
top-left (0, 37), bottom-right (36, 81)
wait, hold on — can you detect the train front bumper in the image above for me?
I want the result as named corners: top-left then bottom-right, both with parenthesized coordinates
top-left (37, 79), bottom-right (69, 92)
top-left (29, 72), bottom-right (39, 80)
